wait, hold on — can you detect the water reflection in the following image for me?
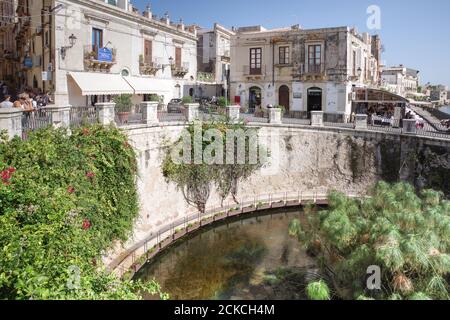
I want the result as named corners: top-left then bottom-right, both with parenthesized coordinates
top-left (135, 211), bottom-right (318, 300)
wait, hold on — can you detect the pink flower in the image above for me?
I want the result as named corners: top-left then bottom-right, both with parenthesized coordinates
top-left (67, 186), bottom-right (75, 194)
top-left (1, 170), bottom-right (11, 182)
top-left (86, 172), bottom-right (95, 179)
top-left (8, 167), bottom-right (16, 174)
top-left (82, 219), bottom-right (91, 230)
top-left (82, 128), bottom-right (90, 136)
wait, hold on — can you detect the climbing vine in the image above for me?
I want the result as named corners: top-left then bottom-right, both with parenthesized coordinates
top-left (0, 126), bottom-right (166, 300)
top-left (162, 120), bottom-right (267, 213)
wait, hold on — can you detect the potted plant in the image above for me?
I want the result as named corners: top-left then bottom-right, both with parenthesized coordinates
top-left (113, 94), bottom-right (133, 124)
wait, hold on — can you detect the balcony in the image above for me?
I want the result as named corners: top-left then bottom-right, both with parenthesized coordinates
top-left (84, 45), bottom-right (117, 72)
top-left (243, 65), bottom-right (266, 79)
top-left (197, 72), bottom-right (215, 83)
top-left (171, 62), bottom-right (189, 78)
top-left (293, 63), bottom-right (327, 81)
top-left (139, 56), bottom-right (162, 76)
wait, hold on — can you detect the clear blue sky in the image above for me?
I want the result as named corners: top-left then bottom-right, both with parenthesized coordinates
top-left (132, 0), bottom-right (450, 87)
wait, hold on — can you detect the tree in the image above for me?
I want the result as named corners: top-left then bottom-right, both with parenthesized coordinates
top-left (290, 182), bottom-right (450, 300)
top-left (162, 119), bottom-right (267, 213)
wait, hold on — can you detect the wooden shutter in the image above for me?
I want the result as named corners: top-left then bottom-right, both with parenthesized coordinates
top-left (175, 47), bottom-right (182, 66)
top-left (144, 40), bottom-right (152, 64)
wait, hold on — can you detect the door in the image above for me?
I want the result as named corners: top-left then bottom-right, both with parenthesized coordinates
top-left (250, 48), bottom-right (262, 75)
top-left (144, 40), bottom-right (152, 64)
top-left (175, 47), bottom-right (182, 67)
top-left (278, 85), bottom-right (290, 111)
top-left (92, 28), bottom-right (103, 52)
top-left (249, 86), bottom-right (262, 113)
top-left (307, 87), bottom-right (322, 115)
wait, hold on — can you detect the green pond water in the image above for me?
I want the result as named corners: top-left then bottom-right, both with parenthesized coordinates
top-left (135, 210), bottom-right (323, 300)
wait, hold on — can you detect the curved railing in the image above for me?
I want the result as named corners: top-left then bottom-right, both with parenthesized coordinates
top-left (108, 189), bottom-right (361, 278)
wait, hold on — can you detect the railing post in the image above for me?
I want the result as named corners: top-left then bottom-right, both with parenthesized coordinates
top-left (141, 101), bottom-right (159, 125)
top-left (268, 107), bottom-right (282, 124)
top-left (226, 105), bottom-right (240, 123)
top-left (0, 108), bottom-right (22, 139)
top-left (310, 111), bottom-right (324, 127)
top-left (96, 102), bottom-right (116, 126)
top-left (45, 105), bottom-right (71, 129)
top-left (184, 103), bottom-right (200, 122)
top-left (354, 114), bottom-right (368, 130)
top-left (402, 119), bottom-right (417, 135)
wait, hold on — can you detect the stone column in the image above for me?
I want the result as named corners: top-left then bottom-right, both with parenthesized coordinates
top-left (268, 108), bottom-right (282, 124)
top-left (402, 119), bottom-right (417, 134)
top-left (354, 114), bottom-right (368, 130)
top-left (96, 102), bottom-right (116, 126)
top-left (44, 105), bottom-right (71, 129)
top-left (310, 111), bottom-right (324, 127)
top-left (184, 103), bottom-right (200, 122)
top-left (226, 105), bottom-right (240, 123)
top-left (141, 102), bottom-right (159, 125)
top-left (0, 108), bottom-right (22, 139)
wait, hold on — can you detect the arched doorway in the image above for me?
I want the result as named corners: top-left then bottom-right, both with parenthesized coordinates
top-left (189, 88), bottom-right (194, 97)
top-left (307, 87), bottom-right (322, 115)
top-left (278, 85), bottom-right (290, 111)
top-left (249, 86), bottom-right (262, 113)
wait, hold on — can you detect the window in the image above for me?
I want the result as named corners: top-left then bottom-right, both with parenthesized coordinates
top-left (352, 51), bottom-right (357, 76)
top-left (250, 48), bottom-right (262, 75)
top-left (92, 28), bottom-right (103, 52)
top-left (308, 45), bottom-right (321, 67)
top-left (279, 46), bottom-right (290, 64)
top-left (121, 69), bottom-right (129, 77)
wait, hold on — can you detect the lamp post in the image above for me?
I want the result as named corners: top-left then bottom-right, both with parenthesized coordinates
top-left (60, 34), bottom-right (77, 60)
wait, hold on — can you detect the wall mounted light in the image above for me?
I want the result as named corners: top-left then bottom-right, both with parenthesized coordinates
top-left (60, 33), bottom-right (77, 60)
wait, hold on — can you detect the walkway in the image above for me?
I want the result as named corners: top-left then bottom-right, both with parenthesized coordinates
top-left (108, 189), bottom-right (360, 278)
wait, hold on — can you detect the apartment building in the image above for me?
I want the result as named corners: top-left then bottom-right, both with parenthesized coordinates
top-left (0, 0), bottom-right (18, 93)
top-left (430, 85), bottom-right (448, 106)
top-left (381, 65), bottom-right (420, 98)
top-left (230, 25), bottom-right (381, 120)
top-left (196, 23), bottom-right (235, 98)
top-left (5, 0), bottom-right (199, 106)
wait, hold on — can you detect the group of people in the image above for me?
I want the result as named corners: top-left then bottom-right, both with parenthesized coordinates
top-left (0, 85), bottom-right (52, 111)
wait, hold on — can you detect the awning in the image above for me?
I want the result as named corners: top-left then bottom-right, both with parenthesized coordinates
top-left (123, 76), bottom-right (171, 95)
top-left (69, 72), bottom-right (134, 96)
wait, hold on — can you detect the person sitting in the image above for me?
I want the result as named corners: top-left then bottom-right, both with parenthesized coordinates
top-left (0, 95), bottom-right (14, 108)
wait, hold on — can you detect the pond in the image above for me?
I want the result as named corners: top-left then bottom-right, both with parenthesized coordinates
top-left (134, 210), bottom-right (324, 300)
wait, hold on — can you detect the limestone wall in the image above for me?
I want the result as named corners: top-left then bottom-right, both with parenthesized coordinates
top-left (104, 124), bottom-right (450, 266)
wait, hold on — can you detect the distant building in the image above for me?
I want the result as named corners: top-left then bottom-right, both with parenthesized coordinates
top-left (381, 65), bottom-right (420, 98)
top-left (430, 85), bottom-right (448, 106)
top-left (230, 25), bottom-right (381, 121)
top-left (196, 23), bottom-right (235, 98)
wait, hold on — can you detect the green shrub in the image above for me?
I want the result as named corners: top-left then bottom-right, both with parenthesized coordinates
top-left (306, 280), bottom-right (331, 300)
top-left (113, 94), bottom-right (133, 113)
top-left (0, 126), bottom-right (166, 300)
top-left (182, 96), bottom-right (193, 104)
top-left (217, 97), bottom-right (230, 107)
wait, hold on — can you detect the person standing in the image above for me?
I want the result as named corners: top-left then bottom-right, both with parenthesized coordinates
top-left (0, 95), bottom-right (14, 108)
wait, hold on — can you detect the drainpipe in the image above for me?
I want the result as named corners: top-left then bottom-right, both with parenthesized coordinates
top-left (272, 38), bottom-right (275, 87)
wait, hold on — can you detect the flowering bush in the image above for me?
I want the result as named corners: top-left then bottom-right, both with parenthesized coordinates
top-left (0, 125), bottom-right (165, 300)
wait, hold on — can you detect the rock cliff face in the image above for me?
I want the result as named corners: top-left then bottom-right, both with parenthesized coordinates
top-left (105, 125), bottom-right (450, 266)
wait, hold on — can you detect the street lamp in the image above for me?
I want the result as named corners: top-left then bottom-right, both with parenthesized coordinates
top-left (60, 33), bottom-right (77, 60)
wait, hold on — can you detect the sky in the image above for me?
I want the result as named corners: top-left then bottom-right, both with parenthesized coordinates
top-left (132, 0), bottom-right (450, 87)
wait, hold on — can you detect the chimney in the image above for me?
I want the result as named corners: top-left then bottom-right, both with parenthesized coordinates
top-left (179, 18), bottom-right (185, 32)
top-left (161, 12), bottom-right (170, 25)
top-left (143, 4), bottom-right (152, 19)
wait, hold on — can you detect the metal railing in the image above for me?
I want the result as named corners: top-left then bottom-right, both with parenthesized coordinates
top-left (70, 106), bottom-right (98, 128)
top-left (21, 109), bottom-right (52, 139)
top-left (157, 110), bottom-right (187, 122)
top-left (115, 104), bottom-right (145, 126)
top-left (109, 189), bottom-right (361, 277)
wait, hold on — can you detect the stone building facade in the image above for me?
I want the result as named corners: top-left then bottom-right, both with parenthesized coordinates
top-left (195, 23), bottom-right (235, 98)
top-left (3, 0), bottom-right (199, 106)
top-left (229, 25), bottom-right (381, 121)
top-left (381, 65), bottom-right (420, 98)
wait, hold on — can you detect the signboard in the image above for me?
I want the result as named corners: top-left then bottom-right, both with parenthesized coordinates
top-left (24, 57), bottom-right (33, 68)
top-left (97, 48), bottom-right (113, 62)
top-left (42, 71), bottom-right (52, 81)
top-left (293, 92), bottom-right (302, 99)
